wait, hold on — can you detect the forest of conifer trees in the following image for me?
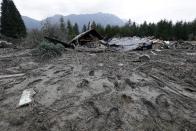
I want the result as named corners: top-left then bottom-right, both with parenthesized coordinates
top-left (92, 19), bottom-right (196, 40)
top-left (61, 19), bottom-right (196, 41)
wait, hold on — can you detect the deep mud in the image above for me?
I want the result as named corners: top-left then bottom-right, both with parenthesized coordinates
top-left (0, 45), bottom-right (196, 131)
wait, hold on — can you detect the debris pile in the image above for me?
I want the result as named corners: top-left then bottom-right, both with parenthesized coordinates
top-left (45, 29), bottom-right (107, 52)
top-left (0, 40), bottom-right (14, 48)
top-left (109, 37), bottom-right (153, 51)
top-left (151, 39), bottom-right (168, 49)
top-left (69, 29), bottom-right (106, 48)
top-left (170, 41), bottom-right (196, 50)
top-left (45, 29), bottom-right (196, 53)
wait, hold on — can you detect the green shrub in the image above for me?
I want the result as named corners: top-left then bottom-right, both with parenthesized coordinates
top-left (55, 43), bottom-right (65, 53)
top-left (35, 41), bottom-right (65, 61)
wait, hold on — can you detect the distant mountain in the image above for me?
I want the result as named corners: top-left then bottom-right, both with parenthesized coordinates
top-left (22, 16), bottom-right (41, 30)
top-left (22, 13), bottom-right (125, 30)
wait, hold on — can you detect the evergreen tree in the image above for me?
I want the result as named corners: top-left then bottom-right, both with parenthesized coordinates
top-left (67, 20), bottom-right (75, 40)
top-left (91, 21), bottom-right (96, 29)
top-left (129, 22), bottom-right (138, 36)
top-left (41, 19), bottom-right (52, 37)
top-left (147, 23), bottom-right (156, 36)
top-left (139, 21), bottom-right (148, 37)
top-left (58, 17), bottom-right (67, 40)
top-left (73, 23), bottom-right (79, 35)
top-left (1, 0), bottom-right (26, 38)
top-left (59, 17), bottom-right (66, 33)
top-left (87, 21), bottom-right (91, 30)
top-left (96, 24), bottom-right (105, 35)
top-left (156, 20), bottom-right (173, 40)
top-left (193, 19), bottom-right (196, 36)
top-left (82, 25), bottom-right (87, 32)
top-left (105, 25), bottom-right (111, 37)
top-left (192, 19), bottom-right (196, 40)
top-left (120, 24), bottom-right (131, 37)
top-left (59, 18), bottom-right (196, 41)
top-left (173, 21), bottom-right (185, 40)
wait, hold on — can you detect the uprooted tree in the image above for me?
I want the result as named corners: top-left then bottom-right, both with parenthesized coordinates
top-left (1, 0), bottom-right (27, 38)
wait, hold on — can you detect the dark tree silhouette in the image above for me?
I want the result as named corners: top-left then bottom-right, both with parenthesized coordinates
top-left (1, 0), bottom-right (26, 38)
top-left (73, 23), bottom-right (79, 35)
top-left (82, 25), bottom-right (87, 32)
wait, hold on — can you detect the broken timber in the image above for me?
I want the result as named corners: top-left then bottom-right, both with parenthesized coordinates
top-left (44, 36), bottom-right (75, 49)
top-left (69, 29), bottom-right (108, 47)
top-left (0, 74), bottom-right (25, 79)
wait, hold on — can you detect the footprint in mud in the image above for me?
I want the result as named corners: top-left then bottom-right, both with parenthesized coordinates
top-left (43, 78), bottom-right (62, 86)
top-left (59, 70), bottom-right (73, 78)
top-left (89, 70), bottom-right (95, 76)
top-left (106, 107), bottom-right (123, 129)
top-left (0, 87), bottom-right (5, 101)
top-left (184, 88), bottom-right (196, 93)
top-left (178, 119), bottom-right (196, 131)
top-left (158, 111), bottom-right (173, 122)
top-left (155, 94), bottom-right (170, 108)
top-left (124, 78), bottom-right (136, 89)
top-left (121, 94), bottom-right (134, 104)
top-left (48, 65), bottom-right (55, 70)
top-left (116, 74), bottom-right (122, 80)
top-left (53, 70), bottom-right (66, 74)
top-left (8, 113), bottom-right (25, 126)
top-left (27, 114), bottom-right (50, 131)
top-left (102, 82), bottom-right (113, 94)
top-left (29, 69), bottom-right (45, 77)
top-left (77, 79), bottom-right (90, 88)
top-left (141, 98), bottom-right (157, 116)
top-left (113, 81), bottom-right (126, 91)
top-left (86, 101), bottom-right (102, 118)
top-left (113, 78), bottom-right (136, 91)
top-left (27, 79), bottom-right (43, 87)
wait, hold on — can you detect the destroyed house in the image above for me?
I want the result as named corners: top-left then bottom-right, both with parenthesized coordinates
top-left (69, 29), bottom-right (104, 47)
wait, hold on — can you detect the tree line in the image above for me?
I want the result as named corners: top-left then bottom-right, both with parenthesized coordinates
top-left (52, 18), bottom-right (196, 41)
top-left (41, 18), bottom-right (80, 41)
top-left (92, 19), bottom-right (196, 40)
top-left (0, 0), bottom-right (195, 41)
top-left (41, 19), bottom-right (98, 41)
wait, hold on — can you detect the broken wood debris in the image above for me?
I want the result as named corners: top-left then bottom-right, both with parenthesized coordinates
top-left (69, 29), bottom-right (108, 48)
top-left (0, 74), bottom-right (25, 79)
top-left (69, 29), bottom-right (103, 44)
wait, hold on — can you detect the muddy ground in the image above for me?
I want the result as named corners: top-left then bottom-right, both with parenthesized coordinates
top-left (0, 45), bottom-right (196, 131)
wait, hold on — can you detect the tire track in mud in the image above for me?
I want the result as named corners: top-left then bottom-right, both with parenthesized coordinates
top-left (1, 49), bottom-right (196, 131)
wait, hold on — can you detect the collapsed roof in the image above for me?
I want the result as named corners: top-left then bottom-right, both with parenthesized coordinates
top-left (69, 29), bottom-right (104, 45)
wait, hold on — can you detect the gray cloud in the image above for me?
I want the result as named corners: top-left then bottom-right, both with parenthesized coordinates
top-left (2, 0), bottom-right (196, 23)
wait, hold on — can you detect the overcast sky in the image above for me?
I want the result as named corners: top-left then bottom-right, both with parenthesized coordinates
top-left (3, 0), bottom-right (196, 23)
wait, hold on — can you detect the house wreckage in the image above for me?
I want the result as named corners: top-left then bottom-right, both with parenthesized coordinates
top-left (45, 28), bottom-right (173, 52)
top-left (45, 29), bottom-right (107, 50)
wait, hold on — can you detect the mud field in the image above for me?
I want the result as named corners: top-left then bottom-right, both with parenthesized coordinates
top-left (0, 46), bottom-right (196, 131)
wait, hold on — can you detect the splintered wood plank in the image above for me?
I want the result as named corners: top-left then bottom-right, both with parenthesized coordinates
top-left (0, 74), bottom-right (25, 79)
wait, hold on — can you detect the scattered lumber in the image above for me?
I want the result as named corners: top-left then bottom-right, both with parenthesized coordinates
top-left (0, 74), bottom-right (25, 79)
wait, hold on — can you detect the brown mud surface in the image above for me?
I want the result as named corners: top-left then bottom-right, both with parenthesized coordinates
top-left (0, 45), bottom-right (196, 131)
